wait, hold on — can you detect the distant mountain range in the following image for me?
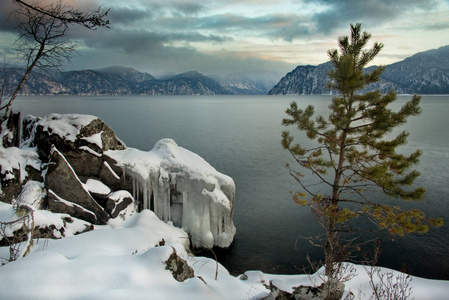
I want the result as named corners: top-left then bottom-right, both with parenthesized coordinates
top-left (269, 45), bottom-right (449, 95)
top-left (0, 66), bottom-right (280, 96)
top-left (2, 45), bottom-right (448, 96)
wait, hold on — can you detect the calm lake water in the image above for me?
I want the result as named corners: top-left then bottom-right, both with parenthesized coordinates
top-left (13, 95), bottom-right (449, 280)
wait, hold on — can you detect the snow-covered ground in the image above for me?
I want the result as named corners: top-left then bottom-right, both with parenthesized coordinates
top-left (1, 204), bottom-right (448, 300)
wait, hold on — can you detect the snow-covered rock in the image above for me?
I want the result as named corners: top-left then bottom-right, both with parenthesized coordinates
top-left (106, 138), bottom-right (236, 248)
top-left (1, 113), bottom-right (236, 249)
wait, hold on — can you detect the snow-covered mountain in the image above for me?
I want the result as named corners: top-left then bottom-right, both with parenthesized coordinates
top-left (0, 68), bottom-right (70, 95)
top-left (268, 62), bottom-right (333, 95)
top-left (210, 72), bottom-right (283, 95)
top-left (1, 66), bottom-right (280, 95)
top-left (269, 45), bottom-right (449, 95)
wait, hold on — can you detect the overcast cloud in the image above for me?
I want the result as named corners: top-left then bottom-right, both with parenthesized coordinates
top-left (1, 0), bottom-right (448, 76)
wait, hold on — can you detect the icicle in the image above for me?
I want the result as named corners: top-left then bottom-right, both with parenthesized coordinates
top-left (143, 180), bottom-right (148, 210)
top-left (132, 177), bottom-right (136, 202)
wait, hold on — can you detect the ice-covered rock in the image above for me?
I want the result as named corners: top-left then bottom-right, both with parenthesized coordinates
top-left (1, 113), bottom-right (236, 249)
top-left (106, 138), bottom-right (236, 248)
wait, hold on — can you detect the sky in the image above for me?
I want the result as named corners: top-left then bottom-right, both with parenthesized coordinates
top-left (0, 0), bottom-right (449, 76)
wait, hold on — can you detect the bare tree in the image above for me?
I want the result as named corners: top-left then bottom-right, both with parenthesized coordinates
top-left (0, 0), bottom-right (109, 126)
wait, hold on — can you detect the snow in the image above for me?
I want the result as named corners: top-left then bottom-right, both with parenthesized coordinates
top-left (16, 180), bottom-right (46, 209)
top-left (82, 131), bottom-right (103, 149)
top-left (79, 145), bottom-right (102, 157)
top-left (35, 113), bottom-right (99, 143)
top-left (107, 190), bottom-right (135, 218)
top-left (0, 146), bottom-right (40, 186)
top-left (1, 208), bottom-right (448, 299)
top-left (0, 201), bottom-right (91, 242)
top-left (84, 179), bottom-right (111, 195)
top-left (106, 138), bottom-right (236, 248)
top-left (103, 161), bottom-right (120, 180)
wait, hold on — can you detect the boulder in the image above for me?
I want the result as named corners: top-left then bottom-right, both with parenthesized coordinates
top-left (31, 114), bottom-right (125, 179)
top-left (45, 147), bottom-right (109, 224)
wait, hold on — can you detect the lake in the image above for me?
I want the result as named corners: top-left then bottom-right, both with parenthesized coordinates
top-left (12, 94), bottom-right (449, 280)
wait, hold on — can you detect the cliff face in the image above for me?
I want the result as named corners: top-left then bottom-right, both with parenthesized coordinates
top-left (269, 45), bottom-right (449, 95)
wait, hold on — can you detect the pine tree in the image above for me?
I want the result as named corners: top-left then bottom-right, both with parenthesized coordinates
top-left (281, 23), bottom-right (443, 296)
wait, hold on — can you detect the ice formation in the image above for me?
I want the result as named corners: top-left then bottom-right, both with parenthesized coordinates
top-left (106, 139), bottom-right (236, 248)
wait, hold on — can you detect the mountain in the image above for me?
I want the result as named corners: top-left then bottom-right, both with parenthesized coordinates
top-left (57, 69), bottom-right (138, 95)
top-left (0, 68), bottom-right (69, 95)
top-left (137, 71), bottom-right (230, 95)
top-left (210, 72), bottom-right (283, 95)
top-left (269, 45), bottom-right (449, 95)
top-left (268, 62), bottom-right (333, 95)
top-left (1, 67), bottom-right (232, 96)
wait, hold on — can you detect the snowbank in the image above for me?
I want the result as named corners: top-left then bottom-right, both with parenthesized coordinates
top-left (1, 210), bottom-right (448, 299)
top-left (0, 209), bottom-right (259, 300)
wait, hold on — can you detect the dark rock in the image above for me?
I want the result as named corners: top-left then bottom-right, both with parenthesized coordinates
top-left (47, 190), bottom-right (99, 224)
top-left (98, 156), bottom-right (125, 190)
top-left (0, 169), bottom-right (22, 204)
top-left (105, 191), bottom-right (133, 218)
top-left (78, 118), bottom-right (125, 151)
top-left (3, 112), bottom-right (21, 148)
top-left (165, 248), bottom-right (195, 282)
top-left (45, 147), bottom-right (109, 224)
top-left (64, 149), bottom-right (104, 180)
top-left (22, 115), bottom-right (39, 145)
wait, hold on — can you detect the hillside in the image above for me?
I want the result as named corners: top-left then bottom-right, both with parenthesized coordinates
top-left (269, 45), bottom-right (449, 95)
top-left (0, 67), bottom-right (274, 96)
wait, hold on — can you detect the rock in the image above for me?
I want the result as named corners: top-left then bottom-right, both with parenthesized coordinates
top-left (45, 147), bottom-right (109, 224)
top-left (239, 274), bottom-right (248, 281)
top-left (264, 281), bottom-right (345, 300)
top-left (165, 248), bottom-right (194, 282)
top-left (2, 112), bottom-right (237, 250)
top-left (0, 210), bottom-right (94, 246)
top-left (0, 169), bottom-right (22, 204)
top-left (0, 147), bottom-right (42, 204)
top-left (78, 118), bottom-right (125, 151)
top-left (47, 190), bottom-right (98, 224)
top-left (31, 114), bottom-right (125, 178)
top-left (3, 112), bottom-right (21, 148)
top-left (105, 190), bottom-right (134, 219)
top-left (263, 282), bottom-right (296, 300)
top-left (98, 156), bottom-right (126, 190)
top-left (16, 180), bottom-right (46, 210)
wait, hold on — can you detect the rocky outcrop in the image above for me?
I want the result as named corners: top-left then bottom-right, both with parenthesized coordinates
top-left (0, 113), bottom-right (236, 249)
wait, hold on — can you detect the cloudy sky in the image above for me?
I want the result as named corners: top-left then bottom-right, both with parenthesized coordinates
top-left (1, 0), bottom-right (449, 76)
